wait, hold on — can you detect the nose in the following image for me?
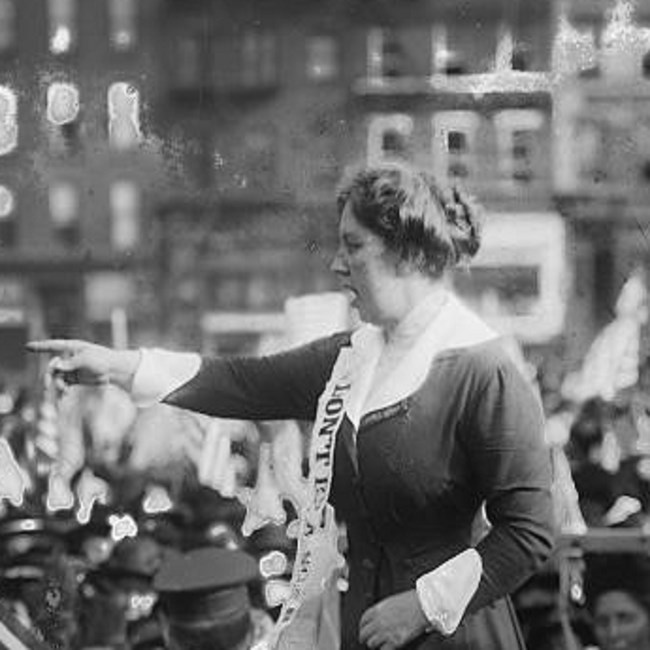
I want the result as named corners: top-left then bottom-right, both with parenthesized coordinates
top-left (330, 245), bottom-right (348, 276)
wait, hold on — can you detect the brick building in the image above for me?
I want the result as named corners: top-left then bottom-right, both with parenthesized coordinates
top-left (0, 0), bottom-right (164, 377)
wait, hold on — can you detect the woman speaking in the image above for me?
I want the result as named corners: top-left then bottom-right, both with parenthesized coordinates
top-left (29, 162), bottom-right (554, 649)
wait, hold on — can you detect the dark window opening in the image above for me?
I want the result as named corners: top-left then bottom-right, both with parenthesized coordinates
top-left (511, 130), bottom-right (535, 182)
top-left (444, 59), bottom-right (465, 75)
top-left (448, 131), bottom-right (467, 153)
top-left (0, 217), bottom-right (15, 247)
top-left (382, 37), bottom-right (404, 77)
top-left (512, 43), bottom-right (531, 72)
top-left (448, 162), bottom-right (469, 178)
top-left (382, 130), bottom-right (407, 156)
top-left (641, 160), bottom-right (650, 182)
top-left (53, 224), bottom-right (80, 247)
top-left (643, 51), bottom-right (650, 78)
top-left (578, 65), bottom-right (600, 79)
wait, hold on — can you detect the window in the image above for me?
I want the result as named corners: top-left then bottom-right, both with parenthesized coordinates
top-left (495, 24), bottom-right (534, 72)
top-left (637, 122), bottom-right (650, 183)
top-left (108, 0), bottom-right (137, 52)
top-left (368, 27), bottom-right (428, 79)
top-left (494, 110), bottom-right (544, 184)
top-left (0, 184), bottom-right (15, 246)
top-left (46, 82), bottom-right (80, 153)
top-left (432, 111), bottom-right (478, 181)
top-left (49, 181), bottom-right (80, 244)
top-left (174, 32), bottom-right (203, 89)
top-left (452, 212), bottom-right (566, 343)
top-left (511, 130), bottom-right (537, 182)
top-left (108, 82), bottom-right (141, 149)
top-left (436, 23), bottom-right (478, 75)
top-left (0, 0), bottom-right (16, 53)
top-left (241, 127), bottom-right (277, 190)
top-left (643, 51), bottom-right (650, 78)
top-left (368, 27), bottom-right (408, 78)
top-left (381, 29), bottom-right (404, 77)
top-left (306, 35), bottom-right (338, 81)
top-left (0, 85), bottom-right (17, 155)
top-left (569, 22), bottom-right (600, 78)
top-left (367, 114), bottom-right (413, 163)
top-left (110, 181), bottom-right (140, 250)
top-left (512, 43), bottom-right (533, 71)
top-left (430, 25), bottom-right (447, 74)
top-left (47, 0), bottom-right (77, 55)
top-left (241, 29), bottom-right (277, 87)
top-left (47, 82), bottom-right (79, 126)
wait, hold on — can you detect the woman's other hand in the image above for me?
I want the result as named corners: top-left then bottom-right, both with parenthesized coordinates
top-left (359, 589), bottom-right (430, 649)
top-left (26, 339), bottom-right (140, 393)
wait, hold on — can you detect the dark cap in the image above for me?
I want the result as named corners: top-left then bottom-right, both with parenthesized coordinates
top-left (154, 547), bottom-right (259, 649)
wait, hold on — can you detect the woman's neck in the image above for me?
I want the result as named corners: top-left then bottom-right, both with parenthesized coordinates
top-left (381, 277), bottom-right (448, 342)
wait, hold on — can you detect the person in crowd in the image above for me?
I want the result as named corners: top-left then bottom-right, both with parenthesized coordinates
top-left (153, 546), bottom-right (262, 650)
top-left (27, 162), bottom-right (554, 649)
top-left (584, 553), bottom-right (650, 650)
top-left (566, 398), bottom-right (621, 527)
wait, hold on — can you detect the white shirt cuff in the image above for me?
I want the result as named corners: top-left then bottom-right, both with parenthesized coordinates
top-left (415, 548), bottom-right (482, 636)
top-left (131, 348), bottom-right (202, 408)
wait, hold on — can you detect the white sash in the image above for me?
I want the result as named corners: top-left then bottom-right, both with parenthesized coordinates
top-left (265, 344), bottom-right (356, 650)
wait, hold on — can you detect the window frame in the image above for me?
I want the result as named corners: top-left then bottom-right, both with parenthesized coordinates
top-left (431, 110), bottom-right (479, 182)
top-left (109, 180), bottom-right (141, 252)
top-left (47, 0), bottom-right (77, 56)
top-left (305, 34), bottom-right (338, 82)
top-left (107, 0), bottom-right (138, 53)
top-left (367, 113), bottom-right (414, 164)
top-left (107, 81), bottom-right (141, 150)
top-left (493, 109), bottom-right (544, 187)
top-left (0, 84), bottom-right (17, 156)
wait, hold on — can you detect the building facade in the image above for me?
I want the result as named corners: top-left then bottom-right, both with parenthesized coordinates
top-left (2, 0), bottom-right (586, 374)
top-left (153, 0), bottom-right (566, 355)
top-left (554, 0), bottom-right (650, 362)
top-left (0, 0), bottom-right (164, 377)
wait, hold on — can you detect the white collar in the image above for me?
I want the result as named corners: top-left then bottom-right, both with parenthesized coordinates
top-left (345, 293), bottom-right (499, 429)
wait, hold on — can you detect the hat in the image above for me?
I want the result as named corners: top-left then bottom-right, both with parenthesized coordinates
top-left (154, 547), bottom-right (258, 650)
top-left (0, 515), bottom-right (69, 575)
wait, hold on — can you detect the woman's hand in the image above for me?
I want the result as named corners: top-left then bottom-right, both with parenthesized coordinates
top-left (358, 589), bottom-right (430, 649)
top-left (26, 339), bottom-right (140, 393)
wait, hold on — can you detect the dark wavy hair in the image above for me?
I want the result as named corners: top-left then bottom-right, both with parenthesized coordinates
top-left (336, 161), bottom-right (483, 278)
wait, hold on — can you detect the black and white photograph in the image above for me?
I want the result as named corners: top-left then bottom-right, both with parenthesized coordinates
top-left (1, 1), bottom-right (650, 649)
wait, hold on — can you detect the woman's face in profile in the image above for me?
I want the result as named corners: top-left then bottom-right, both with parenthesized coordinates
top-left (593, 590), bottom-right (650, 650)
top-left (330, 202), bottom-right (403, 326)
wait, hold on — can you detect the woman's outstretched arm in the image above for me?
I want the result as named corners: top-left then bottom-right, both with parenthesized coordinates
top-left (27, 332), bottom-right (350, 422)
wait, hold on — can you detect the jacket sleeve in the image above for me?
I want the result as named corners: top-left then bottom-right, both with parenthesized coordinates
top-left (465, 359), bottom-right (555, 613)
top-left (163, 332), bottom-right (349, 421)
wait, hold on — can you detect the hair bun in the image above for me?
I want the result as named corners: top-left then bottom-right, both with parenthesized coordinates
top-left (440, 185), bottom-right (483, 264)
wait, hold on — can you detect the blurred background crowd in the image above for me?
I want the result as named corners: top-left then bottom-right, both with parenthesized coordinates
top-left (3, 0), bottom-right (650, 648)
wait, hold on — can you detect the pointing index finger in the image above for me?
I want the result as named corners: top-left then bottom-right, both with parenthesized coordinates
top-left (25, 339), bottom-right (86, 354)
